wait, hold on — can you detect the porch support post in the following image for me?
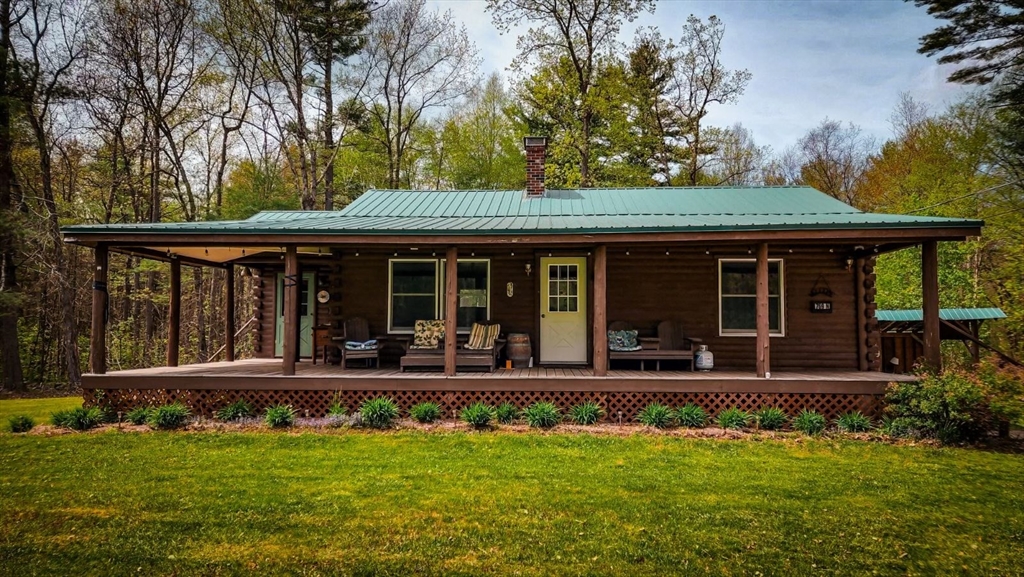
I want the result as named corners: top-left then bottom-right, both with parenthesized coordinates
top-left (755, 242), bottom-right (770, 378)
top-left (592, 245), bottom-right (608, 376)
top-left (89, 244), bottom-right (108, 374)
top-left (167, 258), bottom-right (181, 367)
top-left (283, 246), bottom-right (299, 376)
top-left (444, 246), bottom-right (458, 376)
top-left (855, 257), bottom-right (867, 371)
top-left (922, 240), bottom-right (941, 370)
top-left (225, 265), bottom-right (235, 362)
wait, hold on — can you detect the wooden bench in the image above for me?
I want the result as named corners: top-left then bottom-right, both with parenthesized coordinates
top-left (398, 321), bottom-right (505, 372)
top-left (607, 320), bottom-right (702, 371)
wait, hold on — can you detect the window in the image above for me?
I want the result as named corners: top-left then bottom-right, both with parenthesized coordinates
top-left (719, 259), bottom-right (784, 336)
top-left (389, 261), bottom-right (438, 332)
top-left (388, 259), bottom-right (490, 333)
top-left (547, 264), bottom-right (579, 312)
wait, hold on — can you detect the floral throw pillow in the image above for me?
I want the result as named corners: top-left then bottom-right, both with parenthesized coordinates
top-left (608, 329), bottom-right (642, 352)
top-left (411, 320), bottom-right (445, 349)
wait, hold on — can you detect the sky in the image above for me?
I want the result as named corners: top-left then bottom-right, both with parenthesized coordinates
top-left (428, 0), bottom-right (970, 153)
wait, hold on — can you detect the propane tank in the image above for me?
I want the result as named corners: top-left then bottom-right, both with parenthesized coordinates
top-left (695, 345), bottom-right (714, 371)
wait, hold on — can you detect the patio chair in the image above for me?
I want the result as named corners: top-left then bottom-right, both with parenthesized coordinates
top-left (335, 317), bottom-right (381, 370)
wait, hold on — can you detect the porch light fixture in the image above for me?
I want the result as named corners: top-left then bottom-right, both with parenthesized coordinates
top-left (845, 257), bottom-right (854, 271)
top-left (355, 251), bottom-right (359, 257)
top-left (665, 250), bottom-right (670, 255)
top-left (525, 263), bottom-right (532, 276)
top-left (626, 251), bottom-right (630, 256)
top-left (705, 249), bottom-right (710, 255)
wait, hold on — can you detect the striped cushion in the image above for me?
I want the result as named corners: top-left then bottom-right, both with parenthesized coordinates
top-left (465, 323), bottom-right (500, 350)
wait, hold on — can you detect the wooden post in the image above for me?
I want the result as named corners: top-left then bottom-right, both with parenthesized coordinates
top-left (444, 247), bottom-right (458, 376)
top-left (592, 245), bottom-right (608, 376)
top-left (225, 265), bottom-right (235, 362)
top-left (283, 246), bottom-right (299, 375)
top-left (166, 258), bottom-right (181, 367)
top-left (755, 242), bottom-right (770, 378)
top-left (855, 257), bottom-right (868, 371)
top-left (922, 240), bottom-right (941, 371)
top-left (89, 244), bottom-right (108, 374)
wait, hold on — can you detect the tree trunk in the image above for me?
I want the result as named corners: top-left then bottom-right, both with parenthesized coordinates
top-left (323, 54), bottom-right (335, 210)
top-left (0, 0), bottom-right (24, 390)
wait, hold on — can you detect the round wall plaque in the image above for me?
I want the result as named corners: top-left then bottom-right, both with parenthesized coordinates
top-left (316, 290), bottom-right (330, 304)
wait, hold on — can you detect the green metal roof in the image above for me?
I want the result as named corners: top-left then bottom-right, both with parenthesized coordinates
top-left (876, 308), bottom-right (1007, 322)
top-left (62, 186), bottom-right (983, 236)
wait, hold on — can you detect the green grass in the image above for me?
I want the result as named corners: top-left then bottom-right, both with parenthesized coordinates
top-left (0, 396), bottom-right (81, 424)
top-left (1, 432), bottom-right (1023, 575)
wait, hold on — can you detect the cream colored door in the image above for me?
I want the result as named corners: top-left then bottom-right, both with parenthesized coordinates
top-left (540, 257), bottom-right (587, 364)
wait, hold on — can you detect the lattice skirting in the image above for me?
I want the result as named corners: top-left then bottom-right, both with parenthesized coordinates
top-left (84, 388), bottom-right (883, 421)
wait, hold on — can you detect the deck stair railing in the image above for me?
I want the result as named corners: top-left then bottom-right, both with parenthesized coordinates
top-left (209, 317), bottom-right (257, 362)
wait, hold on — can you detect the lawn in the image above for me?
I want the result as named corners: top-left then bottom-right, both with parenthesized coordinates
top-left (0, 396), bottom-right (80, 425)
top-left (2, 427), bottom-right (1023, 575)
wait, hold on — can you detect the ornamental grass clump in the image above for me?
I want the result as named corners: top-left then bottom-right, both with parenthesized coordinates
top-left (753, 406), bottom-right (788, 431)
top-left (637, 403), bottom-right (674, 429)
top-left (410, 402), bottom-right (441, 423)
top-left (460, 403), bottom-right (496, 429)
top-left (675, 403), bottom-right (708, 428)
top-left (148, 403), bottom-right (191, 430)
top-left (326, 402), bottom-right (348, 417)
top-left (359, 397), bottom-right (399, 429)
top-left (7, 415), bottom-right (34, 433)
top-left (792, 409), bottom-right (827, 435)
top-left (215, 399), bottom-right (254, 422)
top-left (835, 411), bottom-right (872, 433)
top-left (264, 404), bottom-right (296, 428)
top-left (568, 401), bottom-right (604, 425)
top-left (51, 407), bottom-right (105, 431)
top-left (125, 406), bottom-right (155, 425)
top-left (523, 402), bottom-right (561, 429)
top-left (495, 402), bottom-right (520, 424)
top-left (716, 407), bottom-right (752, 430)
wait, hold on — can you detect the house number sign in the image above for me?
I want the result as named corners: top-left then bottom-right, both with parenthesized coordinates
top-left (809, 274), bottom-right (833, 314)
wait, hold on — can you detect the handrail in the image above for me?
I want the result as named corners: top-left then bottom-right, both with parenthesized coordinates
top-left (209, 317), bottom-right (257, 361)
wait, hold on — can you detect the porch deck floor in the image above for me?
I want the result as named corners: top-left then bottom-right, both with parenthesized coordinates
top-left (83, 358), bottom-right (913, 394)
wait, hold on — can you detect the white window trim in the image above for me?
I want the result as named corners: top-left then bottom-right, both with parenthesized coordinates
top-left (387, 258), bottom-right (491, 334)
top-left (440, 258), bottom-right (491, 334)
top-left (387, 259), bottom-right (439, 334)
top-left (718, 258), bottom-right (786, 337)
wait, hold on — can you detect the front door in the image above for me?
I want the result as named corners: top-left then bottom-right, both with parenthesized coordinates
top-left (540, 257), bottom-right (587, 364)
top-left (275, 272), bottom-right (315, 358)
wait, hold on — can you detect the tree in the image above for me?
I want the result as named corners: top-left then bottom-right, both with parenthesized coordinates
top-left (348, 0), bottom-right (478, 189)
top-left (488, 0), bottom-right (654, 187)
top-left (911, 1), bottom-right (1024, 107)
top-left (701, 124), bottom-right (771, 186)
top-left (792, 119), bottom-right (874, 206)
top-left (0, 0), bottom-right (24, 390)
top-left (666, 15), bottom-right (751, 186)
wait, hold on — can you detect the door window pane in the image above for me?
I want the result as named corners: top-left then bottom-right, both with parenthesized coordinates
top-left (547, 264), bottom-right (579, 312)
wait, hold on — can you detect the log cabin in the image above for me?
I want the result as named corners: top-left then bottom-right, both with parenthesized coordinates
top-left (61, 137), bottom-right (983, 420)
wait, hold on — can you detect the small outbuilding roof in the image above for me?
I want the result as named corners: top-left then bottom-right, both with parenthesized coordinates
top-left (876, 308), bottom-right (1007, 323)
top-left (63, 186), bottom-right (982, 238)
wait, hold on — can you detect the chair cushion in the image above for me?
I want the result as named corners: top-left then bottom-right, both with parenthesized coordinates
top-left (345, 339), bottom-right (378, 351)
top-left (411, 320), bottom-right (445, 349)
top-left (608, 329), bottom-right (642, 352)
top-left (465, 323), bottom-right (500, 350)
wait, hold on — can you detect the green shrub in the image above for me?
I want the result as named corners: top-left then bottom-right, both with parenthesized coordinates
top-left (410, 402), bottom-right (442, 423)
top-left (264, 404), bottom-right (296, 428)
top-left (880, 416), bottom-right (916, 438)
top-left (460, 402), bottom-right (496, 429)
top-left (7, 415), bottom-right (34, 433)
top-left (360, 397), bottom-right (399, 429)
top-left (792, 410), bottom-right (827, 435)
top-left (51, 407), bottom-right (105, 431)
top-left (675, 403), bottom-right (708, 428)
top-left (977, 359), bottom-right (1024, 427)
top-left (215, 399), bottom-right (253, 421)
top-left (326, 402), bottom-right (348, 417)
top-left (568, 401), bottom-right (604, 425)
top-left (637, 403), bottom-right (674, 428)
top-left (148, 403), bottom-right (191, 430)
top-left (495, 402), bottom-right (520, 424)
top-left (125, 406), bottom-right (155, 425)
top-left (753, 406), bottom-right (787, 431)
top-left (716, 407), bottom-right (752, 430)
top-left (885, 370), bottom-right (988, 443)
top-left (835, 411), bottom-right (872, 433)
top-left (523, 402), bottom-right (561, 428)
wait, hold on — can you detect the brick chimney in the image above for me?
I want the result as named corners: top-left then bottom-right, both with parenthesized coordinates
top-left (524, 136), bottom-right (547, 197)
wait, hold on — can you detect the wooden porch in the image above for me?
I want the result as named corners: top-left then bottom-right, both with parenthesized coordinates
top-left (83, 358), bottom-right (912, 393)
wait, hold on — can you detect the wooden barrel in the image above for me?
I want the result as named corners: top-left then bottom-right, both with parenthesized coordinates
top-left (506, 333), bottom-right (532, 368)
